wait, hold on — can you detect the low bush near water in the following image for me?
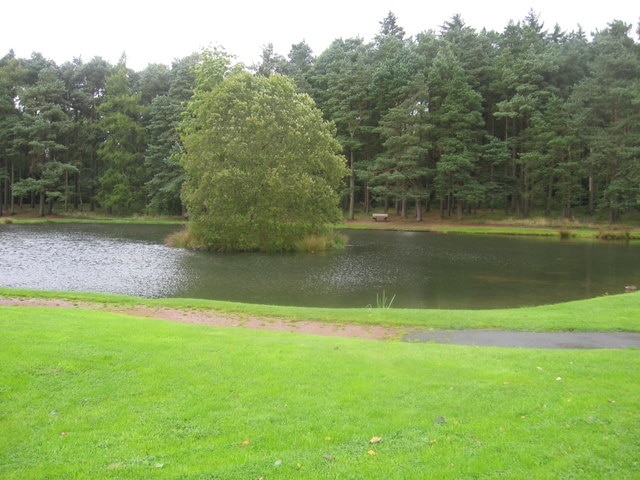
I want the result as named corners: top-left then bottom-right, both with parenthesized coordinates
top-left (597, 229), bottom-right (630, 240)
top-left (164, 227), bottom-right (204, 249)
top-left (294, 232), bottom-right (347, 252)
top-left (167, 226), bottom-right (346, 253)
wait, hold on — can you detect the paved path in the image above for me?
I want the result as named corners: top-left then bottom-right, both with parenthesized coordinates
top-left (403, 329), bottom-right (640, 349)
top-left (2, 297), bottom-right (640, 349)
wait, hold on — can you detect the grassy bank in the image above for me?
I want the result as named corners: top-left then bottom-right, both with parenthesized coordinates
top-left (4, 209), bottom-right (640, 240)
top-left (1, 306), bottom-right (638, 479)
top-left (1, 210), bottom-right (184, 225)
top-left (2, 287), bottom-right (639, 332)
top-left (338, 212), bottom-right (640, 240)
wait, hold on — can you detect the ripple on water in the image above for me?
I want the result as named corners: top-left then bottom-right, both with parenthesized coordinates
top-left (2, 224), bottom-right (639, 308)
top-left (0, 227), bottom-right (192, 298)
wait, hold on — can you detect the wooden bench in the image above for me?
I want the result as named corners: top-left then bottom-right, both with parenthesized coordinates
top-left (372, 213), bottom-right (389, 222)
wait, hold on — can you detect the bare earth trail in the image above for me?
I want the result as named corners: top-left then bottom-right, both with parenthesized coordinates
top-left (2, 298), bottom-right (640, 349)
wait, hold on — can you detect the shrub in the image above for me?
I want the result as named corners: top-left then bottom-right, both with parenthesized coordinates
top-left (597, 230), bottom-right (630, 240)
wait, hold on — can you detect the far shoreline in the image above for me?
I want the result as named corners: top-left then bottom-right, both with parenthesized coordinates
top-left (3, 208), bottom-right (640, 241)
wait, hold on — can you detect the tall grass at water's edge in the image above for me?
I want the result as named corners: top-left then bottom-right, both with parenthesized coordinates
top-left (0, 306), bottom-right (638, 479)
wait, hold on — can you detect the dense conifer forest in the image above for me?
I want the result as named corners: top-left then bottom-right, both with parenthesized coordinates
top-left (1, 11), bottom-right (639, 221)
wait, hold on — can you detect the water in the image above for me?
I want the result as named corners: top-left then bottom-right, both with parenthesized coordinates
top-left (0, 223), bottom-right (191, 298)
top-left (1, 223), bottom-right (638, 309)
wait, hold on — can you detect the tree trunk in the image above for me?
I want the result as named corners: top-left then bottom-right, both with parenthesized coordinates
top-left (563, 184), bottom-right (571, 219)
top-left (348, 148), bottom-right (355, 220)
top-left (415, 198), bottom-right (422, 222)
top-left (522, 164), bottom-right (530, 217)
top-left (588, 162), bottom-right (594, 216)
top-left (609, 207), bottom-right (618, 224)
top-left (10, 160), bottom-right (15, 215)
top-left (546, 170), bottom-right (554, 216)
top-left (74, 172), bottom-right (80, 210)
top-left (363, 181), bottom-right (370, 214)
top-left (38, 192), bottom-right (45, 217)
top-left (64, 170), bottom-right (69, 212)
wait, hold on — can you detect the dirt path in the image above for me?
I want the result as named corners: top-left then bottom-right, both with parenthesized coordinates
top-left (0, 298), bottom-right (400, 341)
top-left (2, 297), bottom-right (639, 349)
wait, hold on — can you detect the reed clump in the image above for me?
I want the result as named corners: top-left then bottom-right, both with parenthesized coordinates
top-left (165, 227), bottom-right (204, 249)
top-left (558, 229), bottom-right (572, 239)
top-left (294, 232), bottom-right (347, 252)
top-left (597, 229), bottom-right (630, 240)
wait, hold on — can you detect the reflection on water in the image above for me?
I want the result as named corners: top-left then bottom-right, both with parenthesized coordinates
top-left (0, 224), bottom-right (638, 309)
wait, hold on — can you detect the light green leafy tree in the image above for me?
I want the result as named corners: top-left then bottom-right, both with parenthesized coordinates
top-left (180, 70), bottom-right (347, 252)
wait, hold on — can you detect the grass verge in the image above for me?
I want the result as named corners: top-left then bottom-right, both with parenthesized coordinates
top-left (0, 306), bottom-right (638, 479)
top-left (1, 211), bottom-right (184, 225)
top-left (1, 287), bottom-right (639, 332)
top-left (338, 221), bottom-right (640, 240)
top-left (337, 212), bottom-right (640, 240)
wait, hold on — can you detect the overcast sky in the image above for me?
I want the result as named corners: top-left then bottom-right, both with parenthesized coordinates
top-left (2, 0), bottom-right (638, 71)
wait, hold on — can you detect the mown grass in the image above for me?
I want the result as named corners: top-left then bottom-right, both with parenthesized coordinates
top-left (1, 306), bottom-right (638, 479)
top-left (2, 287), bottom-right (639, 332)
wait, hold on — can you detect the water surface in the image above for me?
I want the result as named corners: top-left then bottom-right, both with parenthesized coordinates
top-left (1, 223), bottom-right (638, 309)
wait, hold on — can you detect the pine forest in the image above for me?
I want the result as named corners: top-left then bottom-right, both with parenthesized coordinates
top-left (1, 11), bottom-right (639, 223)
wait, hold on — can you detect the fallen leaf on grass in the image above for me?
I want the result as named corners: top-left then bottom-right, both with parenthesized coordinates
top-left (367, 450), bottom-right (377, 455)
top-left (369, 436), bottom-right (382, 444)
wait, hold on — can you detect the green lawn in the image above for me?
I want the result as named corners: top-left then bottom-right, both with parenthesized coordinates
top-left (3, 287), bottom-right (640, 332)
top-left (1, 305), bottom-right (638, 479)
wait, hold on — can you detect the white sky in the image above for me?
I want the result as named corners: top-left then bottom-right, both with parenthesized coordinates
top-left (2, 0), bottom-right (638, 71)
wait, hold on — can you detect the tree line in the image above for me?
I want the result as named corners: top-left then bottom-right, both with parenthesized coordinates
top-left (1, 11), bottom-right (639, 221)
